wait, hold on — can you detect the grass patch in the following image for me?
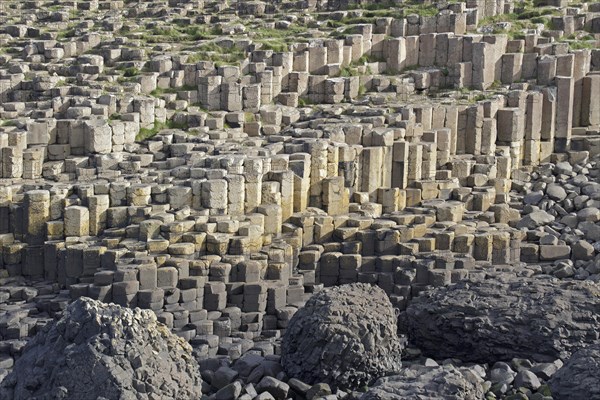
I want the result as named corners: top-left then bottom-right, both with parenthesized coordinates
top-left (520, 8), bottom-right (560, 20)
top-left (150, 85), bottom-right (197, 97)
top-left (476, 1), bottom-right (558, 37)
top-left (135, 120), bottom-right (190, 141)
top-left (357, 54), bottom-right (384, 64)
top-left (244, 112), bottom-right (256, 123)
top-left (184, 25), bottom-right (222, 41)
top-left (123, 67), bottom-right (140, 77)
top-left (136, 121), bottom-right (167, 141)
top-left (68, 8), bottom-right (80, 19)
top-left (402, 4), bottom-right (439, 17)
top-left (337, 0), bottom-right (439, 23)
top-left (561, 31), bottom-right (597, 50)
top-left (149, 88), bottom-right (165, 97)
top-left (143, 24), bottom-right (222, 43)
top-left (257, 40), bottom-right (289, 52)
top-left (253, 25), bottom-right (308, 40)
top-left (252, 25), bottom-right (308, 51)
top-left (510, 32), bottom-right (527, 40)
top-left (328, 2), bottom-right (438, 39)
top-left (187, 42), bottom-right (246, 67)
top-left (339, 66), bottom-right (361, 77)
top-left (568, 41), bottom-right (597, 50)
top-left (346, 1), bottom-right (397, 11)
top-left (56, 26), bottom-right (77, 40)
top-left (150, 26), bottom-right (181, 39)
top-left (472, 94), bottom-right (488, 103)
top-left (168, 120), bottom-right (189, 130)
top-left (298, 97), bottom-right (315, 107)
top-left (335, 54), bottom-right (382, 76)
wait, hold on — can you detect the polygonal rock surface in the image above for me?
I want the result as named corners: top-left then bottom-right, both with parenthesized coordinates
top-left (549, 344), bottom-right (600, 400)
top-left (0, 297), bottom-right (203, 400)
top-left (360, 365), bottom-right (484, 400)
top-left (404, 274), bottom-right (600, 363)
top-left (281, 283), bottom-right (402, 390)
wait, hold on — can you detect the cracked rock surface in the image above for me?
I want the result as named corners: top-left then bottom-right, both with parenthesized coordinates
top-left (360, 364), bottom-right (484, 400)
top-left (404, 273), bottom-right (600, 363)
top-left (281, 283), bottom-right (403, 390)
top-left (0, 297), bottom-right (203, 400)
top-left (549, 344), bottom-right (600, 400)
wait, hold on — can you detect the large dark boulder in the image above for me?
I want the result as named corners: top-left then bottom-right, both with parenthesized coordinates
top-left (281, 283), bottom-right (403, 390)
top-left (549, 344), bottom-right (600, 400)
top-left (404, 274), bottom-right (600, 363)
top-left (360, 365), bottom-right (484, 400)
top-left (0, 297), bottom-right (203, 400)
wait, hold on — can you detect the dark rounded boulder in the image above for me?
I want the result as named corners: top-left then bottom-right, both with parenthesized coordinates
top-left (0, 297), bottom-right (203, 400)
top-left (404, 274), bottom-right (600, 363)
top-left (281, 283), bottom-right (403, 390)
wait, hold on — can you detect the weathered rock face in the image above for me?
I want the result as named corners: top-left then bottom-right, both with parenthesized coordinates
top-left (549, 344), bottom-right (600, 400)
top-left (0, 297), bottom-right (203, 400)
top-left (516, 209), bottom-right (555, 229)
top-left (360, 365), bottom-right (484, 400)
top-left (281, 283), bottom-right (402, 390)
top-left (404, 274), bottom-right (600, 363)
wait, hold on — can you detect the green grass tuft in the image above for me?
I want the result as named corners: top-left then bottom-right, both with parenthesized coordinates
top-left (135, 120), bottom-right (190, 141)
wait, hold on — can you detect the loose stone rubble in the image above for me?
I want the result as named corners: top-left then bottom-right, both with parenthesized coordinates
top-left (0, 296), bottom-right (203, 400)
top-left (281, 283), bottom-right (402, 390)
top-left (0, 0), bottom-right (599, 398)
